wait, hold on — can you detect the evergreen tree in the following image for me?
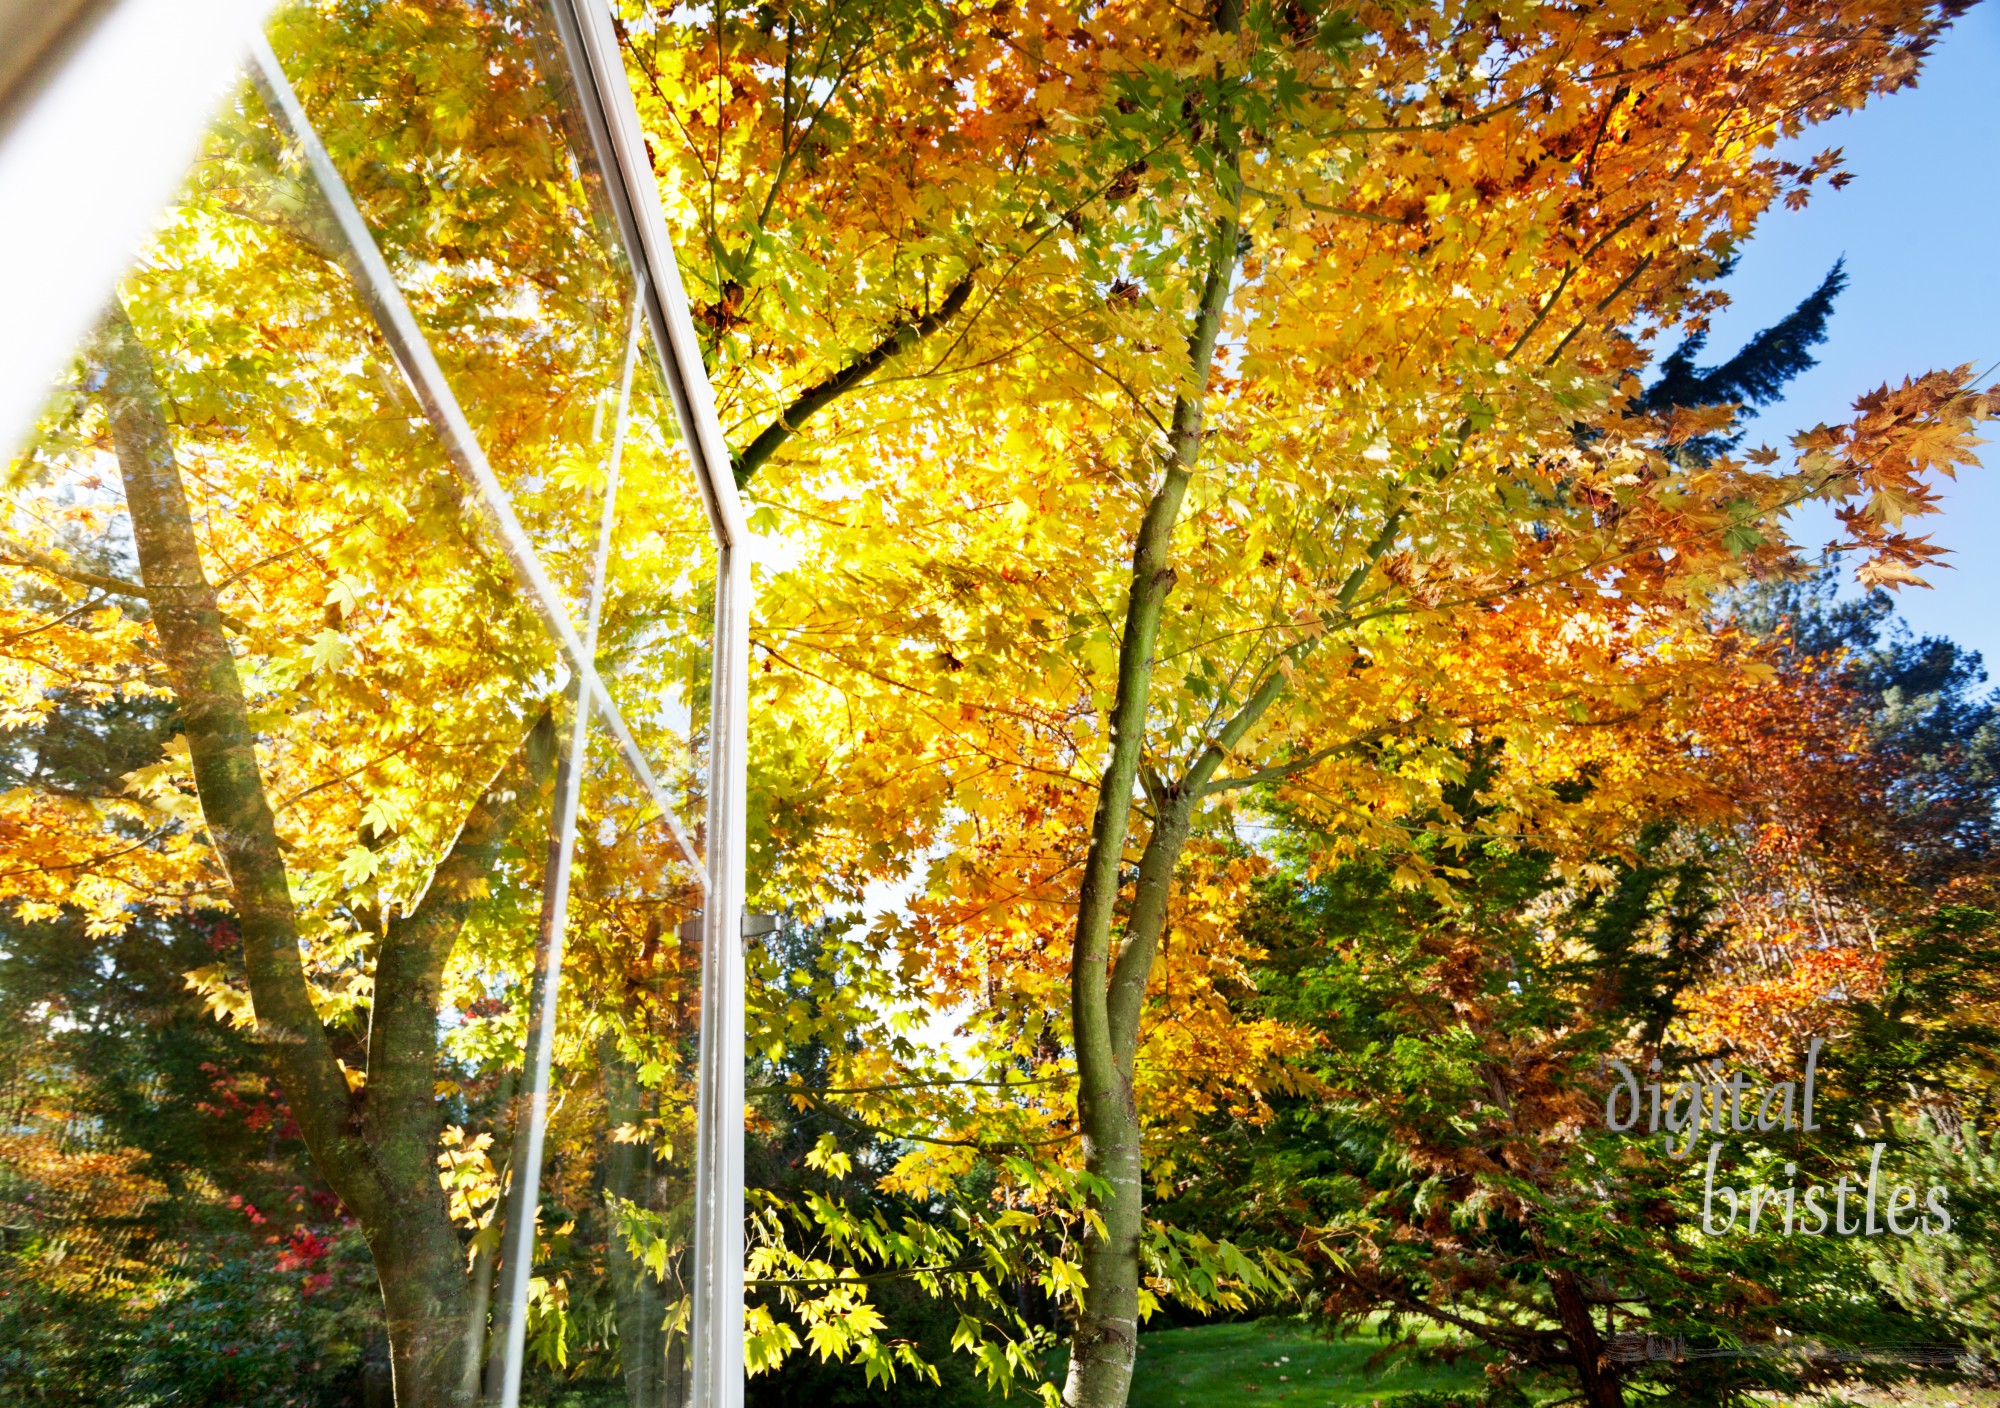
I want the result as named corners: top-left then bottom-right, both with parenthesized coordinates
top-left (1870, 1119), bottom-right (2000, 1357)
top-left (1639, 261), bottom-right (1848, 459)
top-left (1730, 567), bottom-right (2000, 892)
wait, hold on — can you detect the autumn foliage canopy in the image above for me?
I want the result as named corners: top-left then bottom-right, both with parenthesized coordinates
top-left (1, 0), bottom-right (1996, 1406)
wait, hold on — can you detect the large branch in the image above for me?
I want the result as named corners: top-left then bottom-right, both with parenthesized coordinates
top-left (94, 300), bottom-right (374, 1217)
top-left (731, 268), bottom-right (976, 488)
top-left (1072, 207), bottom-right (1241, 1093)
top-left (1104, 506), bottom-right (1408, 1056)
top-left (1104, 659), bottom-right (1272, 1064)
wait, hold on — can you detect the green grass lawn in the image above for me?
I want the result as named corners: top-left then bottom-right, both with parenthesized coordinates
top-left (1122, 1323), bottom-right (2000, 1408)
top-left (1126, 1320), bottom-right (1496, 1408)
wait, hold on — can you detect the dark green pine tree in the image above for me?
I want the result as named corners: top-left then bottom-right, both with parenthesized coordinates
top-left (1729, 565), bottom-right (2000, 890)
top-left (1639, 259), bottom-right (1847, 458)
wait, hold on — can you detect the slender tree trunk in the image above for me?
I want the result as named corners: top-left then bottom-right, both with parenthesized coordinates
top-left (1061, 453), bottom-right (1194, 1406)
top-left (459, 1068), bottom-right (512, 1402)
top-left (97, 301), bottom-right (549, 1408)
top-left (603, 1040), bottom-right (669, 1408)
top-left (1062, 78), bottom-right (1241, 1402)
top-left (1548, 1269), bottom-right (1624, 1408)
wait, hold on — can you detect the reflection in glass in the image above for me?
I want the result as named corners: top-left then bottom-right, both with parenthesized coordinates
top-left (0, 6), bottom-right (710, 1404)
top-left (266, 0), bottom-right (646, 604)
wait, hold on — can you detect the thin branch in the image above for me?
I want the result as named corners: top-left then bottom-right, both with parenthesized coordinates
top-left (813, 1102), bottom-right (1072, 1154)
top-left (748, 1259), bottom-right (992, 1289)
top-left (1200, 722), bottom-right (1403, 798)
top-left (751, 1074), bottom-right (1073, 1097)
top-left (1241, 182), bottom-right (1403, 225)
top-left (1542, 251), bottom-right (1657, 367)
top-left (1, 595), bottom-right (114, 645)
top-left (732, 268), bottom-right (978, 487)
top-left (1505, 203), bottom-right (1652, 361)
top-left (0, 824), bottom-right (180, 884)
top-left (1174, 502), bottom-right (1407, 788)
top-left (1044, 327), bottom-right (1171, 435)
top-left (2, 536), bottom-right (152, 600)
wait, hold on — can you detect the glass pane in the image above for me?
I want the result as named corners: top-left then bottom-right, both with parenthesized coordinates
top-left (572, 232), bottom-right (715, 1408)
top-left (4, 85), bottom-right (532, 1403)
top-left (263, 1), bottom-right (719, 1397)
top-left (551, 724), bottom-right (705, 1406)
top-left (267, 0), bottom-right (648, 617)
top-left (1, 7), bottom-right (712, 1404)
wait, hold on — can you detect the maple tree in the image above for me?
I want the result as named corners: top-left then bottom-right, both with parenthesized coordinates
top-left (681, 0), bottom-right (1990, 1402)
top-left (1682, 570), bottom-right (2000, 1061)
top-left (1202, 812), bottom-right (1927, 1408)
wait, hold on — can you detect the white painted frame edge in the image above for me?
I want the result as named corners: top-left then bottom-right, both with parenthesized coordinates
top-left (539, 6), bottom-right (750, 1406)
top-left (0, 0), bottom-right (279, 457)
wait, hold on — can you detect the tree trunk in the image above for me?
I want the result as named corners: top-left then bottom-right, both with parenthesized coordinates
top-left (373, 1233), bottom-right (479, 1407)
top-left (1061, 80), bottom-right (1241, 1402)
top-left (1548, 1269), bottom-right (1624, 1408)
top-left (604, 1041), bottom-right (670, 1408)
top-left (97, 301), bottom-right (550, 1408)
top-left (460, 1068), bottom-right (511, 1402)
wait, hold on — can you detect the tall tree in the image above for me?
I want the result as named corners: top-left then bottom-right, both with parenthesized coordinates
top-left (98, 294), bottom-right (559, 1402)
top-left (706, 3), bottom-right (1990, 1405)
top-left (1639, 259), bottom-right (1849, 458)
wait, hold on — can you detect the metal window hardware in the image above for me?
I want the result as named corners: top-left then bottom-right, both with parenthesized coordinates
top-left (678, 910), bottom-right (779, 944)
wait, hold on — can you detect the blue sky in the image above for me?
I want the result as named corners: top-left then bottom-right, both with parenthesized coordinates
top-left (1697, 3), bottom-right (2000, 669)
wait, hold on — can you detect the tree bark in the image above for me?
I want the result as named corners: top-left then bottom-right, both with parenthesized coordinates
top-left (1062, 66), bottom-right (1241, 1405)
top-left (1548, 1269), bottom-right (1625, 1408)
top-left (97, 300), bottom-right (553, 1408)
top-left (98, 297), bottom-right (368, 1217)
top-left (379, 723), bottom-right (551, 1405)
top-left (459, 1067), bottom-right (511, 1402)
top-left (731, 268), bottom-right (976, 488)
top-left (603, 1039), bottom-right (670, 1408)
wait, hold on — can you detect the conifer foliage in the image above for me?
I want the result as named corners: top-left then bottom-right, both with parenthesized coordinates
top-left (1641, 261), bottom-right (1849, 426)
